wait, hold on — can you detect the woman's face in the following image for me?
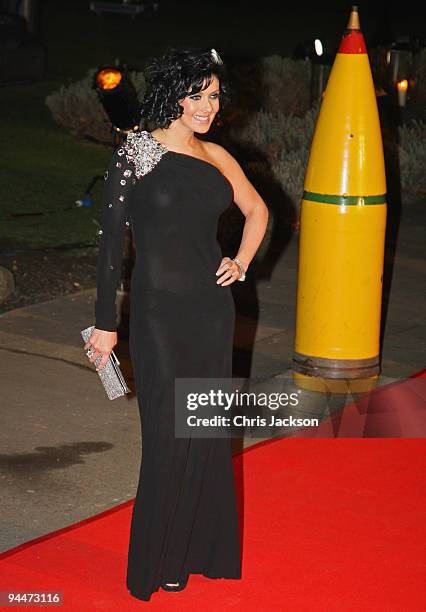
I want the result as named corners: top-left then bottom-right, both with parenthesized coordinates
top-left (177, 75), bottom-right (220, 133)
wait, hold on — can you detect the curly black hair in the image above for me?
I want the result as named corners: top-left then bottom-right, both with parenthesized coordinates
top-left (140, 47), bottom-right (231, 129)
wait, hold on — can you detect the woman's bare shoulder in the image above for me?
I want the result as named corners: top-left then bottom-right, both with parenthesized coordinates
top-left (205, 140), bottom-right (266, 215)
top-left (203, 141), bottom-right (242, 173)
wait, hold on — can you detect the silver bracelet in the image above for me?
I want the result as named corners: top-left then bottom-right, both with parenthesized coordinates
top-left (232, 257), bottom-right (246, 281)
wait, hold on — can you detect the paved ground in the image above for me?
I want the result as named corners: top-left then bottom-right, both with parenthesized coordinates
top-left (0, 201), bottom-right (424, 552)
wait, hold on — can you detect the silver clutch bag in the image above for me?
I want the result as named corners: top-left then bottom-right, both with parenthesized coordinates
top-left (81, 325), bottom-right (130, 400)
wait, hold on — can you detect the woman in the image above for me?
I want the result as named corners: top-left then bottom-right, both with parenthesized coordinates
top-left (84, 47), bottom-right (268, 601)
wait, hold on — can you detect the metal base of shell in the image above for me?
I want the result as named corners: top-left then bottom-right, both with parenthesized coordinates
top-left (292, 351), bottom-right (380, 379)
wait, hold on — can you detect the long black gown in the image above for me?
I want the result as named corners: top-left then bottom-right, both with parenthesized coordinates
top-left (94, 130), bottom-right (242, 601)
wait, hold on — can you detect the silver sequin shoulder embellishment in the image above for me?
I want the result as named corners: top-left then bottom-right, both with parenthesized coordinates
top-left (123, 130), bottom-right (168, 179)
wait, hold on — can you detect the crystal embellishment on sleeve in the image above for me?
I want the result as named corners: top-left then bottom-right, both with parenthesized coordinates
top-left (123, 130), bottom-right (168, 179)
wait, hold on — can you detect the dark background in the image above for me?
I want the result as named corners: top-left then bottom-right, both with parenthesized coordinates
top-left (37, 1), bottom-right (425, 78)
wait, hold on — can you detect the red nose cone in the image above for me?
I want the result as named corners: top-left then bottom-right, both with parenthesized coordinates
top-left (338, 30), bottom-right (367, 54)
top-left (338, 6), bottom-right (367, 54)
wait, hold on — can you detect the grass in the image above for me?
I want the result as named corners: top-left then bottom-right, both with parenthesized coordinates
top-left (0, 81), bottom-right (111, 249)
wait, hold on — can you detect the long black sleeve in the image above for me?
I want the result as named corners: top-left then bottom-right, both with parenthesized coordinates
top-left (94, 145), bottom-right (135, 331)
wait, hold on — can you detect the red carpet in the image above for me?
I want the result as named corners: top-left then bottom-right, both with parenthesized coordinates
top-left (1, 438), bottom-right (425, 610)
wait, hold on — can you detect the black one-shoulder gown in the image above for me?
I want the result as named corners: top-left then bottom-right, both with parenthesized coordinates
top-left (94, 130), bottom-right (242, 601)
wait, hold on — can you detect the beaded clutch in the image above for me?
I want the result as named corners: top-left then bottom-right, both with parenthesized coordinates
top-left (81, 325), bottom-right (130, 400)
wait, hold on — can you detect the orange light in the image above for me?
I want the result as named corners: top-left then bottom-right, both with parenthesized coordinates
top-left (96, 68), bottom-right (122, 90)
top-left (397, 79), bottom-right (408, 92)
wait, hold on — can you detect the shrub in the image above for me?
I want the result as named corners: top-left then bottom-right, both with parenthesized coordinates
top-left (397, 119), bottom-right (426, 201)
top-left (46, 68), bottom-right (146, 144)
top-left (271, 149), bottom-right (310, 210)
top-left (229, 103), bottom-right (319, 158)
top-left (226, 103), bottom-right (319, 217)
top-left (255, 55), bottom-right (312, 116)
top-left (229, 55), bottom-right (312, 118)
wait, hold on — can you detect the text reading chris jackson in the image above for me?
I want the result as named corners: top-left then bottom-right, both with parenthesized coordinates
top-left (186, 414), bottom-right (319, 428)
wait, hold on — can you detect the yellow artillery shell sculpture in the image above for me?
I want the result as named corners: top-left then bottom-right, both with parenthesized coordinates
top-left (293, 6), bottom-right (387, 387)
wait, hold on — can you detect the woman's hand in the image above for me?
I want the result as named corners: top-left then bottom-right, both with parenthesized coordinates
top-left (215, 257), bottom-right (247, 286)
top-left (84, 328), bottom-right (117, 371)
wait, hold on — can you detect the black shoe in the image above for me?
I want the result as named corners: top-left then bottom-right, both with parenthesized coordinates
top-left (161, 576), bottom-right (188, 592)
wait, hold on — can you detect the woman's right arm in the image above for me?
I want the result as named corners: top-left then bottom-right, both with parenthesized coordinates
top-left (84, 143), bottom-right (135, 370)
